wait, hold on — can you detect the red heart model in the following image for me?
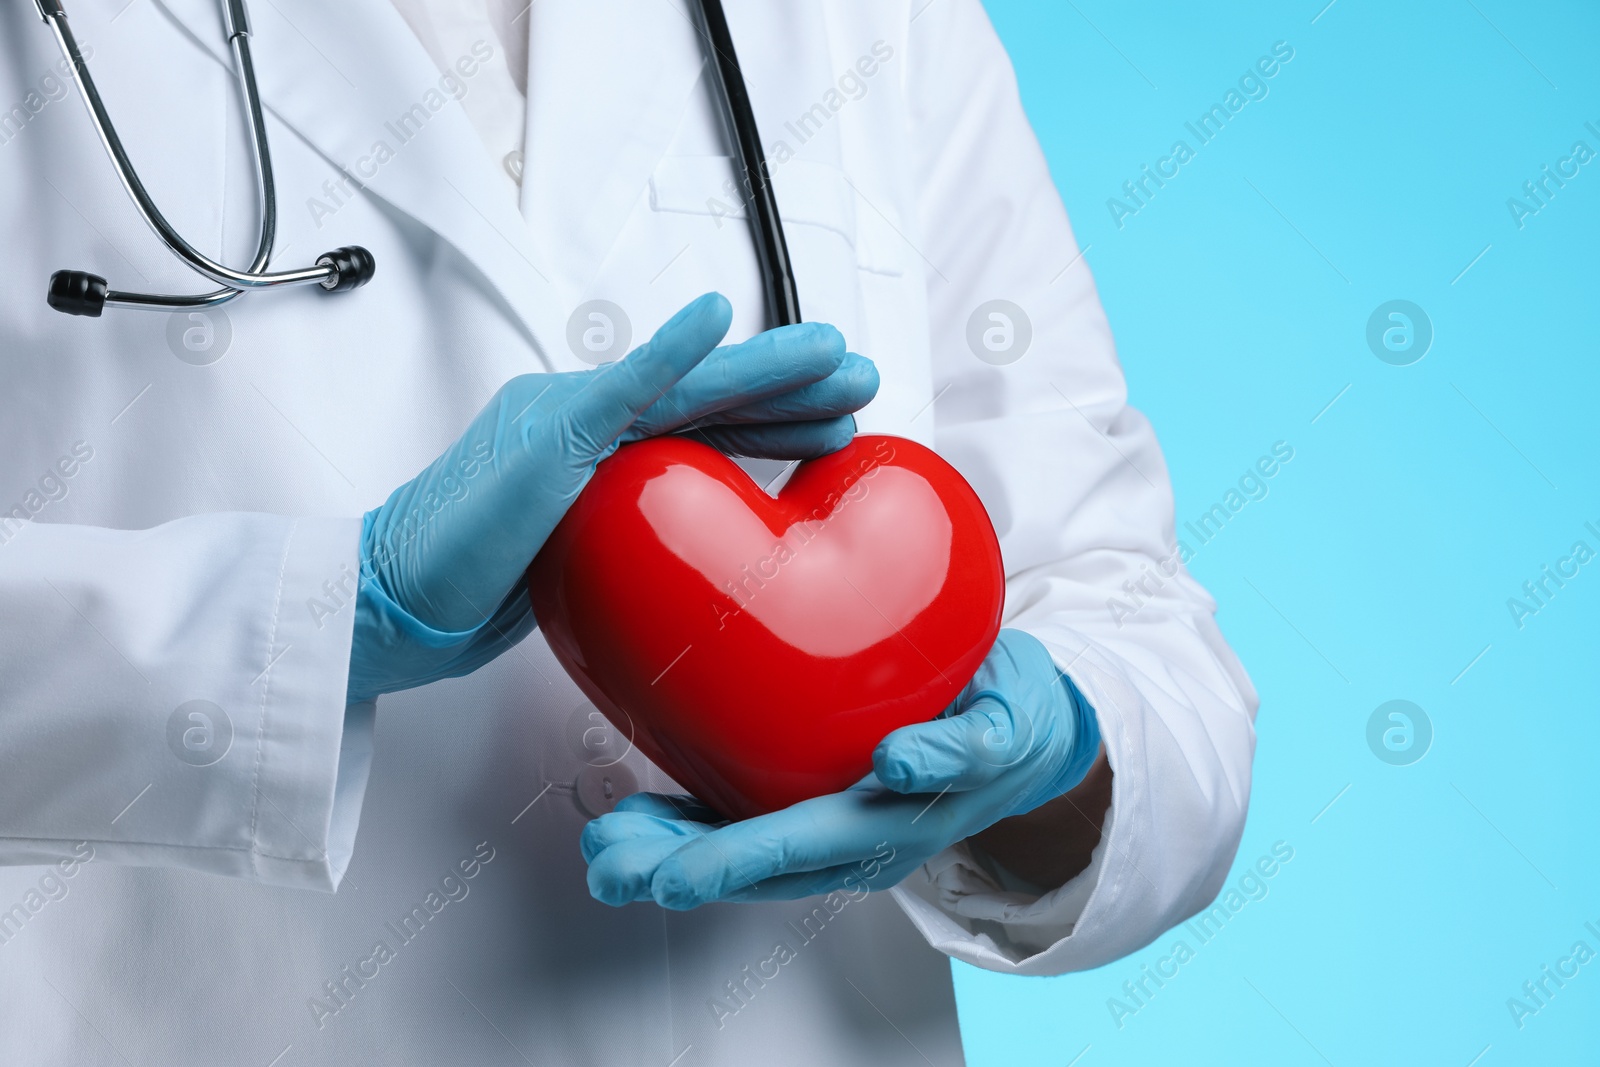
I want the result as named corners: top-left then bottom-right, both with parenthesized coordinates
top-left (527, 434), bottom-right (1004, 820)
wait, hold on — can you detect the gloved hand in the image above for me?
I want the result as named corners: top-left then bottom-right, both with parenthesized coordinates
top-left (347, 293), bottom-right (879, 704)
top-left (580, 628), bottom-right (1102, 907)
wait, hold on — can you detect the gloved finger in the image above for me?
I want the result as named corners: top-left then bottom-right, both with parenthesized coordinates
top-left (586, 833), bottom-right (702, 907)
top-left (685, 416), bottom-right (857, 460)
top-left (716, 863), bottom-right (871, 903)
top-left (717, 856), bottom-right (915, 903)
top-left (873, 691), bottom-right (1035, 795)
top-left (612, 792), bottom-right (728, 825)
top-left (579, 810), bottom-right (701, 864)
top-left (631, 322), bottom-right (848, 435)
top-left (590, 823), bottom-right (874, 907)
top-left (694, 352), bottom-right (878, 427)
top-left (560, 293), bottom-right (733, 452)
top-left (648, 789), bottom-right (917, 910)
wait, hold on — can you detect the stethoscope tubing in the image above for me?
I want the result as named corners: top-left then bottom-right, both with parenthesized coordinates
top-left (37, 0), bottom-right (795, 326)
top-left (39, 0), bottom-right (337, 297)
top-left (689, 0), bottom-right (802, 328)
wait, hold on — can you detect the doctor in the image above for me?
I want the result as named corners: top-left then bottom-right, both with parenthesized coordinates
top-left (0, 0), bottom-right (1256, 1063)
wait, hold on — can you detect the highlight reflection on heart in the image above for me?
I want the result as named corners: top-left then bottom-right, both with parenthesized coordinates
top-left (527, 434), bottom-right (1004, 819)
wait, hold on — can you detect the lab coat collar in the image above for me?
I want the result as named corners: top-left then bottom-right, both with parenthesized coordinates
top-left (517, 0), bottom-right (711, 302)
top-left (148, 0), bottom-right (575, 365)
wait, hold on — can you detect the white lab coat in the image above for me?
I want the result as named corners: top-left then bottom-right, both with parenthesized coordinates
top-left (0, 0), bottom-right (1257, 1062)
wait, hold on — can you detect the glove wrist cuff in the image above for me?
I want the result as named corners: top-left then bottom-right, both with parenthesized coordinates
top-left (1057, 673), bottom-right (1102, 791)
top-left (1018, 672), bottom-right (1101, 813)
top-left (347, 510), bottom-right (499, 703)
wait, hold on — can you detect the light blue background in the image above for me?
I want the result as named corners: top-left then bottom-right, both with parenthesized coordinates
top-left (956, 2), bottom-right (1600, 1064)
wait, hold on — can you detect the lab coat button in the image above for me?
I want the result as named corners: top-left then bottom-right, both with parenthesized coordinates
top-left (574, 763), bottom-right (638, 818)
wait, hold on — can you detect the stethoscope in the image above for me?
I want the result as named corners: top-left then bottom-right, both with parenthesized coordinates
top-left (35, 0), bottom-right (801, 328)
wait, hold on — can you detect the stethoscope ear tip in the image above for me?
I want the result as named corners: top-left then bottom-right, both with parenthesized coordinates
top-left (316, 246), bottom-right (376, 293)
top-left (48, 270), bottom-right (108, 318)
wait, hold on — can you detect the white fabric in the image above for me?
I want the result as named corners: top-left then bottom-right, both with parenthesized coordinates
top-left (387, 0), bottom-right (528, 186)
top-left (0, 0), bottom-right (1256, 1062)
top-left (0, 514), bottom-right (367, 888)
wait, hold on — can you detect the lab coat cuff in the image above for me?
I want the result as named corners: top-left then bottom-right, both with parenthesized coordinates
top-left (889, 624), bottom-right (1137, 974)
top-left (244, 515), bottom-right (372, 891)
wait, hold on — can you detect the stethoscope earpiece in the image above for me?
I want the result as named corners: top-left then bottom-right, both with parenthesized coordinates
top-left (37, 0), bottom-right (376, 318)
top-left (41, 0), bottom-right (794, 328)
top-left (47, 271), bottom-right (109, 318)
top-left (315, 247), bottom-right (377, 293)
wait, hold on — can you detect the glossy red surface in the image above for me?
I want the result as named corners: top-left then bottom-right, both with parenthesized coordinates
top-left (526, 434), bottom-right (1005, 820)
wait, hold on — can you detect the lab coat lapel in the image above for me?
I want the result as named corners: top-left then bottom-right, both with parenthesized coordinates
top-left (148, 0), bottom-right (568, 363)
top-left (519, 0), bottom-right (710, 302)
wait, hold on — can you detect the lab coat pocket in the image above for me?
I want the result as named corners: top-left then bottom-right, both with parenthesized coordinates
top-left (647, 155), bottom-right (905, 341)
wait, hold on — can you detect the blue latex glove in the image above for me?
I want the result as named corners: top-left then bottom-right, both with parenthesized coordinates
top-left (580, 628), bottom-right (1102, 907)
top-left (347, 293), bottom-right (879, 704)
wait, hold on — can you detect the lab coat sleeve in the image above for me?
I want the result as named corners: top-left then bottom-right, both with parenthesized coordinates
top-left (884, 0), bottom-right (1259, 976)
top-left (0, 513), bottom-right (372, 891)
